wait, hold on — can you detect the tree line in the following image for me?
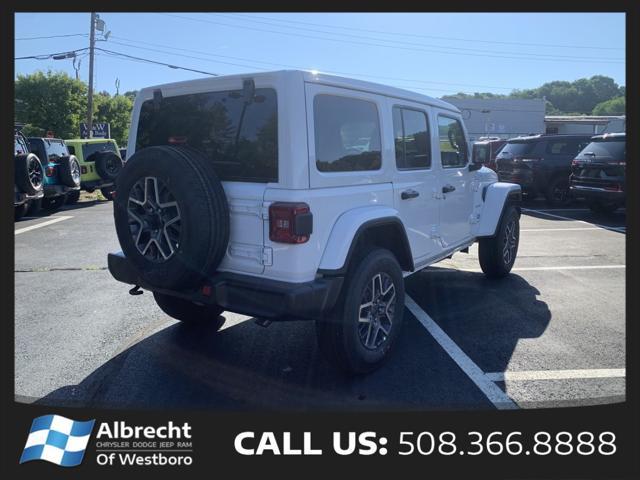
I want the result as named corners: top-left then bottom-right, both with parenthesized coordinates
top-left (15, 70), bottom-right (136, 146)
top-left (442, 75), bottom-right (625, 116)
top-left (15, 71), bottom-right (625, 148)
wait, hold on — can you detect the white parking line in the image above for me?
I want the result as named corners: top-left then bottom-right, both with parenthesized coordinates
top-left (522, 208), bottom-right (626, 233)
top-left (405, 296), bottom-right (518, 410)
top-left (14, 216), bottom-right (73, 235)
top-left (521, 227), bottom-right (602, 232)
top-left (486, 368), bottom-right (625, 382)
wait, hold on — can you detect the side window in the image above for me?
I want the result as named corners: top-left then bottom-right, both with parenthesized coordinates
top-left (393, 107), bottom-right (431, 170)
top-left (67, 145), bottom-right (76, 155)
top-left (438, 116), bottom-right (468, 168)
top-left (546, 139), bottom-right (583, 155)
top-left (314, 95), bottom-right (381, 172)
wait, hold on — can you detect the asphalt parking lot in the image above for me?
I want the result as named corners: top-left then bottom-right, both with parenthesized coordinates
top-left (14, 198), bottom-right (625, 411)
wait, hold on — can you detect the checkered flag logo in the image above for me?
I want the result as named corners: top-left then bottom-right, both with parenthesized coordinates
top-left (20, 415), bottom-right (95, 467)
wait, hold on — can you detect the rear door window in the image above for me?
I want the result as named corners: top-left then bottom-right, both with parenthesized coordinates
top-left (393, 107), bottom-right (431, 170)
top-left (314, 94), bottom-right (381, 172)
top-left (136, 88), bottom-right (278, 183)
top-left (545, 139), bottom-right (585, 156)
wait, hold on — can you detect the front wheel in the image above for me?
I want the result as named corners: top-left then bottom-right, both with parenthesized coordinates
top-left (479, 205), bottom-right (520, 278)
top-left (545, 176), bottom-right (572, 207)
top-left (316, 248), bottom-right (405, 374)
top-left (100, 186), bottom-right (115, 201)
top-left (153, 292), bottom-right (225, 330)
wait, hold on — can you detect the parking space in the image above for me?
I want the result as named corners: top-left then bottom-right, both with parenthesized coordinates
top-left (14, 199), bottom-right (625, 410)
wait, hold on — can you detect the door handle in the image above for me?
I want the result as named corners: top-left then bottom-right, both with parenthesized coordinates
top-left (401, 189), bottom-right (420, 200)
top-left (442, 184), bottom-right (456, 194)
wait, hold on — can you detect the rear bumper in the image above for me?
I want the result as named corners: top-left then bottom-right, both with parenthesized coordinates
top-left (81, 180), bottom-right (113, 191)
top-left (44, 184), bottom-right (79, 198)
top-left (14, 189), bottom-right (44, 206)
top-left (107, 251), bottom-right (344, 321)
top-left (570, 184), bottom-right (625, 203)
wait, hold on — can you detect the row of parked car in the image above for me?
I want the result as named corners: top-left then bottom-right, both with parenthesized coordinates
top-left (13, 124), bottom-right (126, 220)
top-left (472, 132), bottom-right (626, 214)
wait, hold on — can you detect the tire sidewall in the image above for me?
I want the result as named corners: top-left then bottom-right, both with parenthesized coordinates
top-left (113, 146), bottom-right (228, 289)
top-left (497, 206), bottom-right (520, 272)
top-left (340, 249), bottom-right (405, 371)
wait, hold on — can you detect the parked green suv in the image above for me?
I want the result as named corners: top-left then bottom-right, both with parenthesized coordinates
top-left (64, 138), bottom-right (124, 203)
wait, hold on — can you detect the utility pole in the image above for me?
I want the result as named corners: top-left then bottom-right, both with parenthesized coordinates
top-left (86, 12), bottom-right (96, 138)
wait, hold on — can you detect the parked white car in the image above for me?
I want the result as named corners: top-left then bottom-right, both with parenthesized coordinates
top-left (109, 70), bottom-right (521, 373)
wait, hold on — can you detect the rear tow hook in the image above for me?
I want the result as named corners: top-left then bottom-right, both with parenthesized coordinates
top-left (129, 285), bottom-right (143, 296)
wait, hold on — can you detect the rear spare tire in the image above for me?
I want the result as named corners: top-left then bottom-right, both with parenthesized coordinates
top-left (113, 146), bottom-right (230, 289)
top-left (58, 155), bottom-right (81, 187)
top-left (92, 151), bottom-right (123, 181)
top-left (15, 153), bottom-right (44, 195)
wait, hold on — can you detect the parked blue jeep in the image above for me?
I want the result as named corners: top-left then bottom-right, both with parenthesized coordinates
top-left (14, 128), bottom-right (44, 221)
top-left (27, 137), bottom-right (81, 213)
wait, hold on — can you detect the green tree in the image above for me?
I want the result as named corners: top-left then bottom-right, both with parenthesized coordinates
top-left (94, 93), bottom-right (134, 146)
top-left (15, 70), bottom-right (87, 138)
top-left (592, 96), bottom-right (625, 115)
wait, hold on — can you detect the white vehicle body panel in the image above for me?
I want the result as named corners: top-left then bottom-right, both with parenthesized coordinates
top-left (127, 70), bottom-right (516, 285)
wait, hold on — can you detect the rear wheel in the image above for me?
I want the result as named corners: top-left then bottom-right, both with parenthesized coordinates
top-left (66, 189), bottom-right (80, 205)
top-left (100, 186), bottom-right (115, 201)
top-left (316, 248), bottom-right (405, 374)
top-left (545, 176), bottom-right (572, 207)
top-left (153, 292), bottom-right (225, 330)
top-left (42, 195), bottom-right (66, 212)
top-left (479, 204), bottom-right (520, 278)
top-left (14, 203), bottom-right (29, 221)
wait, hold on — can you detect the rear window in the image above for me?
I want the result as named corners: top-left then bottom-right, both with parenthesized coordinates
top-left (576, 140), bottom-right (626, 161)
top-left (43, 140), bottom-right (69, 161)
top-left (314, 94), bottom-right (382, 172)
top-left (83, 142), bottom-right (117, 161)
top-left (136, 88), bottom-right (278, 183)
top-left (500, 141), bottom-right (537, 156)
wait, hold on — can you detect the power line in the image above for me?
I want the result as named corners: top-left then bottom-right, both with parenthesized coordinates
top-left (158, 13), bottom-right (624, 64)
top-left (110, 34), bottom-right (519, 91)
top-left (15, 47), bottom-right (89, 60)
top-left (208, 12), bottom-right (624, 61)
top-left (95, 47), bottom-right (219, 76)
top-left (221, 12), bottom-right (624, 52)
top-left (15, 33), bottom-right (89, 40)
top-left (100, 39), bottom-right (482, 94)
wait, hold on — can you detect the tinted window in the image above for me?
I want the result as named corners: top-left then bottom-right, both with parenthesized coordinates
top-left (500, 142), bottom-right (536, 156)
top-left (314, 95), bottom-right (381, 172)
top-left (67, 145), bottom-right (76, 155)
top-left (43, 140), bottom-right (69, 161)
top-left (83, 142), bottom-right (118, 161)
top-left (438, 116), bottom-right (468, 168)
top-left (576, 140), bottom-right (626, 160)
top-left (136, 88), bottom-right (278, 183)
top-left (15, 137), bottom-right (28, 155)
top-left (393, 107), bottom-right (431, 169)
top-left (545, 139), bottom-right (585, 156)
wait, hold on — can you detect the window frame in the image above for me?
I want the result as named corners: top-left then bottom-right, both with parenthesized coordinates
top-left (437, 114), bottom-right (469, 169)
top-left (392, 105), bottom-right (432, 171)
top-left (312, 93), bottom-right (383, 174)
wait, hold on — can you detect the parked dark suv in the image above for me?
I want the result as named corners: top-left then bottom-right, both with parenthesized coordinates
top-left (495, 134), bottom-right (592, 206)
top-left (570, 133), bottom-right (625, 214)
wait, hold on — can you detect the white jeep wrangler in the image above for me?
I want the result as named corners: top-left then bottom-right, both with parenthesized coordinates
top-left (109, 70), bottom-right (521, 374)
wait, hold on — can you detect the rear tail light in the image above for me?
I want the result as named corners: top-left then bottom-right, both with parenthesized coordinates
top-left (45, 166), bottom-right (56, 177)
top-left (269, 202), bottom-right (312, 244)
top-left (604, 184), bottom-right (622, 192)
top-left (81, 166), bottom-right (87, 174)
top-left (168, 136), bottom-right (188, 144)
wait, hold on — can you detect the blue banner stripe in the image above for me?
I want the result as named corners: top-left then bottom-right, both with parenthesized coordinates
top-left (46, 430), bottom-right (69, 450)
top-left (70, 419), bottom-right (95, 437)
top-left (19, 445), bottom-right (44, 463)
top-left (60, 450), bottom-right (86, 467)
top-left (30, 415), bottom-right (54, 432)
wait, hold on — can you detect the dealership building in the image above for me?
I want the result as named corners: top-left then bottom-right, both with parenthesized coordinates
top-left (446, 98), bottom-right (625, 141)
